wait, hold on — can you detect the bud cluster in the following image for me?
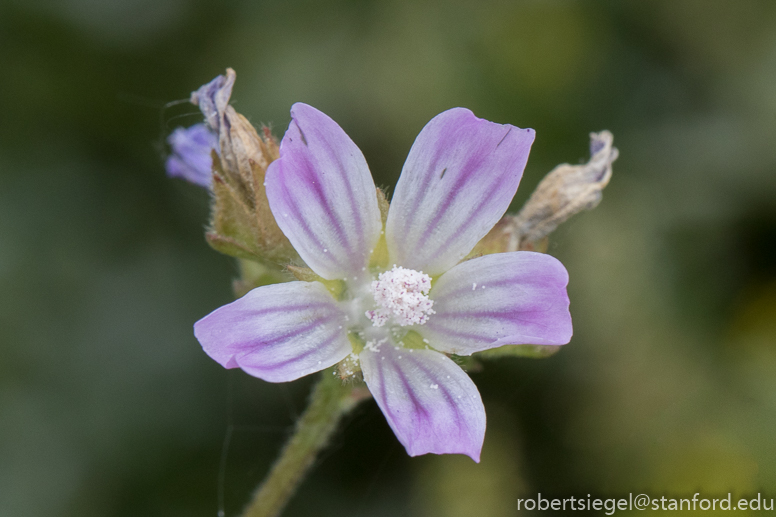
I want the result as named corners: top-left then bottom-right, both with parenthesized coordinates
top-left (189, 69), bottom-right (298, 265)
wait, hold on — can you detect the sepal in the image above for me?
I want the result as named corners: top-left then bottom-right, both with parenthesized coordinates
top-left (286, 265), bottom-right (345, 299)
top-left (476, 344), bottom-right (562, 360)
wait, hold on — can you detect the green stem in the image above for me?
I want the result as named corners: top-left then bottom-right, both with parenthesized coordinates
top-left (240, 370), bottom-right (367, 517)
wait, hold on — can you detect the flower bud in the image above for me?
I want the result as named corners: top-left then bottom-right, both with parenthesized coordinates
top-left (190, 69), bottom-right (298, 264)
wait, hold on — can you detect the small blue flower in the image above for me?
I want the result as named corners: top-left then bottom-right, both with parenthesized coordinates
top-left (165, 123), bottom-right (218, 187)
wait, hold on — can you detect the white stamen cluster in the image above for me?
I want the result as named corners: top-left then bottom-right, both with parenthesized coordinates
top-left (366, 265), bottom-right (435, 327)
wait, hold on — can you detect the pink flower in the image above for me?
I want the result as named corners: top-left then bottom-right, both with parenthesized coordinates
top-left (194, 104), bottom-right (572, 461)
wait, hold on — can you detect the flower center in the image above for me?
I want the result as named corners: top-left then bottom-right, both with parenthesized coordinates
top-left (365, 265), bottom-right (435, 327)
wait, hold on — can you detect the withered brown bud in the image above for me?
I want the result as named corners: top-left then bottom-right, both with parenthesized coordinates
top-left (514, 130), bottom-right (617, 246)
top-left (191, 69), bottom-right (297, 264)
top-left (471, 130), bottom-right (617, 256)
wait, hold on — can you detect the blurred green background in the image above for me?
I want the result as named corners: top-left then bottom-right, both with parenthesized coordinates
top-left (2, 0), bottom-right (776, 515)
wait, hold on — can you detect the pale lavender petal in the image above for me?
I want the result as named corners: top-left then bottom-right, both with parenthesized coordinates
top-left (194, 281), bottom-right (351, 382)
top-left (424, 251), bottom-right (572, 355)
top-left (165, 123), bottom-right (218, 187)
top-left (385, 108), bottom-right (535, 275)
top-left (360, 345), bottom-right (486, 462)
top-left (265, 103), bottom-right (382, 280)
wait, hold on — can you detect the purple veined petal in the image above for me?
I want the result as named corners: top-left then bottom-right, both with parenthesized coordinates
top-left (360, 345), bottom-right (486, 462)
top-left (194, 281), bottom-right (351, 382)
top-left (385, 108), bottom-right (535, 276)
top-left (165, 124), bottom-right (218, 187)
top-left (424, 251), bottom-right (572, 355)
top-left (265, 103), bottom-right (382, 280)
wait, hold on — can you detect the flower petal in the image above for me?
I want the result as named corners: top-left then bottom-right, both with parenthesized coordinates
top-left (194, 281), bottom-right (351, 382)
top-left (266, 103), bottom-right (382, 280)
top-left (385, 108), bottom-right (535, 275)
top-left (424, 251), bottom-right (572, 355)
top-left (360, 345), bottom-right (485, 462)
top-left (165, 124), bottom-right (218, 187)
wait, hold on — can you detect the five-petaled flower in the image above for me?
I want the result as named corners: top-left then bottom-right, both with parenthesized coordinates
top-left (194, 104), bottom-right (572, 461)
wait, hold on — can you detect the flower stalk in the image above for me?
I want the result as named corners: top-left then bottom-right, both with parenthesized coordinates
top-left (240, 371), bottom-right (369, 517)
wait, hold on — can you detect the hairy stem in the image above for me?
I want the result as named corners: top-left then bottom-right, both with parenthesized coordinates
top-left (240, 370), bottom-right (367, 517)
